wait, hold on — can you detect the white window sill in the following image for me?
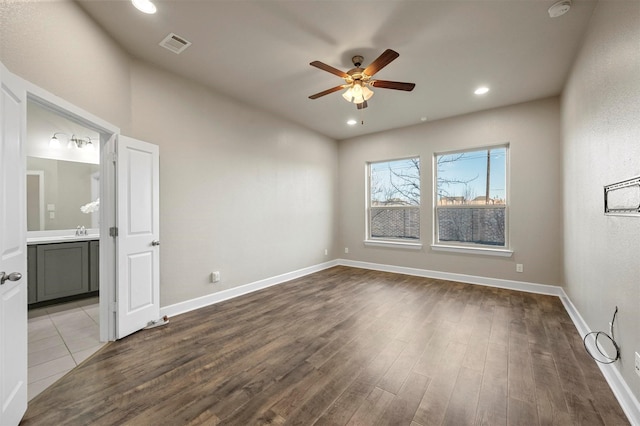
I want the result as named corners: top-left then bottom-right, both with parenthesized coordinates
top-left (430, 244), bottom-right (513, 257)
top-left (364, 240), bottom-right (423, 250)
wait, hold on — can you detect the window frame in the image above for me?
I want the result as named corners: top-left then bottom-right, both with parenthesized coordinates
top-left (365, 156), bottom-right (422, 249)
top-left (432, 144), bottom-right (512, 257)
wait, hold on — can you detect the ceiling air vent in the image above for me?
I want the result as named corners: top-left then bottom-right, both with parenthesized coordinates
top-left (159, 33), bottom-right (192, 54)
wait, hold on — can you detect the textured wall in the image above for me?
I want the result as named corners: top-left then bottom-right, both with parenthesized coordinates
top-left (562, 0), bottom-right (640, 401)
top-left (338, 97), bottom-right (563, 285)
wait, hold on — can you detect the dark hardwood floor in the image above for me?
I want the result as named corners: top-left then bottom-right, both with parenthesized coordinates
top-left (22, 266), bottom-right (628, 425)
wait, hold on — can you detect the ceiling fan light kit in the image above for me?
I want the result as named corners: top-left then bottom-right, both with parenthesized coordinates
top-left (342, 82), bottom-right (374, 104)
top-left (308, 49), bottom-right (416, 110)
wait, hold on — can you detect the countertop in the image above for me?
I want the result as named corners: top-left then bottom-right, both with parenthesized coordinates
top-left (27, 230), bottom-right (100, 245)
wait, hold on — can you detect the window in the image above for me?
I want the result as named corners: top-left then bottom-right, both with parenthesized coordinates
top-left (434, 145), bottom-right (508, 250)
top-left (367, 157), bottom-right (420, 242)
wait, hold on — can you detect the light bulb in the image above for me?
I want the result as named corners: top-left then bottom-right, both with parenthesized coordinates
top-left (49, 135), bottom-right (60, 148)
top-left (351, 84), bottom-right (364, 103)
top-left (362, 85), bottom-right (374, 101)
top-left (132, 0), bottom-right (157, 14)
top-left (342, 87), bottom-right (354, 102)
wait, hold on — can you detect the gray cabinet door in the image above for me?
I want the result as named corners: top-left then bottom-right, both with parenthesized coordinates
top-left (36, 242), bottom-right (89, 302)
top-left (27, 246), bottom-right (37, 304)
top-left (89, 240), bottom-right (100, 292)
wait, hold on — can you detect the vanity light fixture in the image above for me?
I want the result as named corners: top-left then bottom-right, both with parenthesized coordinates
top-left (69, 135), bottom-right (95, 151)
top-left (49, 133), bottom-right (95, 151)
top-left (49, 132), bottom-right (63, 148)
top-left (132, 0), bottom-right (157, 14)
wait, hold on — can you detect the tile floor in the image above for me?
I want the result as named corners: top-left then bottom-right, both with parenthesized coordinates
top-left (27, 297), bottom-right (106, 401)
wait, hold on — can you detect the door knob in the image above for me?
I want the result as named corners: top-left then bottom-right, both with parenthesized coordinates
top-left (0, 272), bottom-right (22, 285)
top-left (151, 240), bottom-right (160, 246)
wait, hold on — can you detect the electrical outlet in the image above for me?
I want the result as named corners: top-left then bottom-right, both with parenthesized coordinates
top-left (635, 352), bottom-right (640, 378)
top-left (210, 271), bottom-right (220, 283)
top-left (516, 263), bottom-right (523, 273)
top-left (344, 247), bottom-right (349, 254)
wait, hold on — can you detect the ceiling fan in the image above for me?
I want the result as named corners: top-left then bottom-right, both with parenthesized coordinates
top-left (308, 49), bottom-right (415, 110)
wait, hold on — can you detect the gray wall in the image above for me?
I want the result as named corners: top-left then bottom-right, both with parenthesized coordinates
top-left (338, 97), bottom-right (563, 286)
top-left (0, 0), bottom-right (338, 307)
top-left (562, 0), bottom-right (640, 400)
top-left (130, 61), bottom-right (338, 304)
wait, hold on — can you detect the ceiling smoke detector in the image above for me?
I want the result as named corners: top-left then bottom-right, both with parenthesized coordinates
top-left (548, 0), bottom-right (571, 18)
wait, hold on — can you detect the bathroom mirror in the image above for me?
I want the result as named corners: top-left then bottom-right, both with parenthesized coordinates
top-left (27, 157), bottom-right (100, 231)
top-left (26, 99), bottom-right (101, 233)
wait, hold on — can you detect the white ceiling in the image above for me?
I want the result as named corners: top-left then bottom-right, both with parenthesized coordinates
top-left (76, 0), bottom-right (597, 140)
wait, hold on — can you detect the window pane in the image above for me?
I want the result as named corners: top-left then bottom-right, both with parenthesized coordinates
top-left (371, 207), bottom-right (420, 240)
top-left (435, 146), bottom-right (507, 247)
top-left (371, 158), bottom-right (420, 207)
top-left (437, 207), bottom-right (505, 246)
top-left (369, 157), bottom-right (420, 241)
top-left (436, 148), bottom-right (506, 205)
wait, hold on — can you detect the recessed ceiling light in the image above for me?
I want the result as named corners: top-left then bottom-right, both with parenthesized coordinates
top-left (420, 117), bottom-right (428, 122)
top-left (132, 0), bottom-right (157, 14)
top-left (347, 119), bottom-right (357, 126)
top-left (474, 86), bottom-right (490, 95)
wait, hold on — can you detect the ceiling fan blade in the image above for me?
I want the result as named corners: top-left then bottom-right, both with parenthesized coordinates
top-left (310, 61), bottom-right (349, 78)
top-left (357, 101), bottom-right (368, 110)
top-left (309, 85), bottom-right (347, 99)
top-left (370, 80), bottom-right (416, 91)
top-left (363, 49), bottom-right (399, 77)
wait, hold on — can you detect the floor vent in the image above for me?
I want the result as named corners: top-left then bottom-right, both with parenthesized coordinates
top-left (159, 33), bottom-right (192, 54)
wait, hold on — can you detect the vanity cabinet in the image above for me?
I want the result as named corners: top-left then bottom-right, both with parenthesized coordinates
top-left (27, 240), bottom-right (99, 304)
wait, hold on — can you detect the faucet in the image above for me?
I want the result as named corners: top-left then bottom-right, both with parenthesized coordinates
top-left (76, 226), bottom-right (87, 236)
top-left (75, 226), bottom-right (81, 236)
top-left (80, 226), bottom-right (86, 236)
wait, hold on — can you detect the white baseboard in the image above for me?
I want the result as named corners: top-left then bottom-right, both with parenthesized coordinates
top-left (560, 295), bottom-right (640, 425)
top-left (337, 258), bottom-right (565, 296)
top-left (160, 260), bottom-right (338, 318)
top-left (160, 258), bottom-right (639, 425)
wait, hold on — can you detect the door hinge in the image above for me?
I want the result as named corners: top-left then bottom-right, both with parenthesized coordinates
top-left (109, 152), bottom-right (117, 164)
top-left (109, 226), bottom-right (118, 237)
top-left (109, 301), bottom-right (117, 313)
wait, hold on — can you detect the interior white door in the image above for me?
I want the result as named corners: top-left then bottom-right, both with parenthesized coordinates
top-left (0, 65), bottom-right (28, 425)
top-left (116, 135), bottom-right (160, 339)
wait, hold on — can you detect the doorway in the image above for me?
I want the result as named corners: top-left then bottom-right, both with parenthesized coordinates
top-left (23, 87), bottom-right (118, 399)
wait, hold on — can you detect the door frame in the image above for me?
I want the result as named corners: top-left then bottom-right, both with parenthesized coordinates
top-left (23, 79), bottom-right (120, 341)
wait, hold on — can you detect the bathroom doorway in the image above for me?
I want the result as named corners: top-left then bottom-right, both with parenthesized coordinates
top-left (23, 90), bottom-right (118, 400)
top-left (25, 100), bottom-right (101, 400)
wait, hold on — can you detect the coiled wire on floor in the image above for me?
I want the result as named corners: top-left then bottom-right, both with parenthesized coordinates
top-left (583, 306), bottom-right (620, 364)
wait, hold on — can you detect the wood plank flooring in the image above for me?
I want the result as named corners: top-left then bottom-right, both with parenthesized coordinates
top-left (22, 266), bottom-right (629, 425)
